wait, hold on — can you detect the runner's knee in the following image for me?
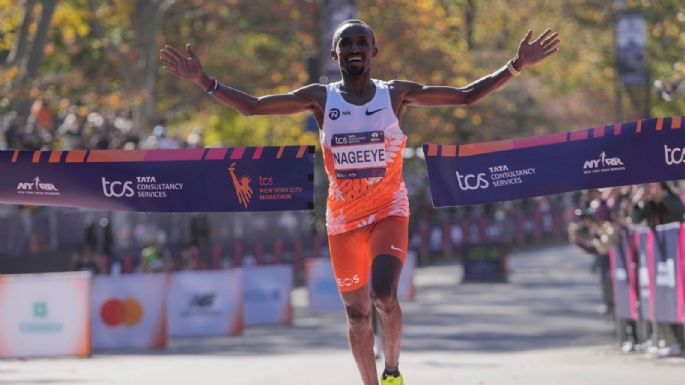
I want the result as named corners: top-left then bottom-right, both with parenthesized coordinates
top-left (371, 254), bottom-right (401, 299)
top-left (345, 303), bottom-right (372, 329)
top-left (372, 291), bottom-right (398, 315)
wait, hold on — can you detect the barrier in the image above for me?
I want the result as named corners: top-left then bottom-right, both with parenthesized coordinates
top-left (634, 227), bottom-right (653, 321)
top-left (307, 254), bottom-right (417, 313)
top-left (461, 244), bottom-right (508, 282)
top-left (609, 229), bottom-right (638, 320)
top-left (611, 224), bottom-right (685, 326)
top-left (0, 271), bottom-right (90, 358)
top-left (243, 265), bottom-right (293, 326)
top-left (167, 270), bottom-right (243, 337)
top-left (91, 274), bottom-right (168, 350)
top-left (681, 225), bottom-right (685, 322)
top-left (397, 251), bottom-right (416, 301)
top-left (306, 258), bottom-right (343, 313)
top-left (651, 223), bottom-right (685, 324)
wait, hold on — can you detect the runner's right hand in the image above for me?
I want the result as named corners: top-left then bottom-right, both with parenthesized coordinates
top-left (160, 44), bottom-right (205, 83)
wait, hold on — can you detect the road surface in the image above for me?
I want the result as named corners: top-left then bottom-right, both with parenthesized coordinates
top-left (1, 245), bottom-right (683, 384)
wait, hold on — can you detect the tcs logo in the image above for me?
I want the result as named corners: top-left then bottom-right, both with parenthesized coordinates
top-left (333, 136), bottom-right (348, 145)
top-left (101, 177), bottom-right (134, 198)
top-left (100, 298), bottom-right (144, 327)
top-left (664, 145), bottom-right (685, 165)
top-left (455, 172), bottom-right (489, 191)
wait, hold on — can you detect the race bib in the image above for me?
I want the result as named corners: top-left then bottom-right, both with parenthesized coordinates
top-left (331, 131), bottom-right (386, 179)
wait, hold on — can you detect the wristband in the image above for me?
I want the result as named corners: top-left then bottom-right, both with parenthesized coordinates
top-left (506, 59), bottom-right (521, 77)
top-left (205, 78), bottom-right (219, 95)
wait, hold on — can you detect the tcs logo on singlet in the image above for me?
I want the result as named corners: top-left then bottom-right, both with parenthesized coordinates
top-left (100, 298), bottom-right (144, 327)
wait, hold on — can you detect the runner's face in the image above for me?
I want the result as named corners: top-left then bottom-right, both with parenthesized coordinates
top-left (332, 25), bottom-right (376, 78)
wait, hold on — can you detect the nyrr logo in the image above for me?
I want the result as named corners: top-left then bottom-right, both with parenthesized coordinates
top-left (17, 177), bottom-right (60, 195)
top-left (583, 151), bottom-right (624, 169)
top-left (664, 144), bottom-right (685, 165)
top-left (456, 172), bottom-right (489, 191)
top-left (102, 177), bottom-right (134, 197)
top-left (100, 298), bottom-right (144, 327)
top-left (228, 162), bottom-right (253, 208)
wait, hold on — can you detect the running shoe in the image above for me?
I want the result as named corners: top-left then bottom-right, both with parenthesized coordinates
top-left (381, 373), bottom-right (404, 385)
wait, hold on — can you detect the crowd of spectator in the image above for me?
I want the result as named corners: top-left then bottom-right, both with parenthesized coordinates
top-left (1, 98), bottom-right (201, 152)
top-left (569, 184), bottom-right (685, 358)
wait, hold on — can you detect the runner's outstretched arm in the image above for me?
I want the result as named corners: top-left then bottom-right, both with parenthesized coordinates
top-left (160, 44), bottom-right (323, 116)
top-left (395, 29), bottom-right (560, 108)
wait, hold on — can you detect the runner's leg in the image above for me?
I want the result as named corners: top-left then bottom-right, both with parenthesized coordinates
top-left (371, 254), bottom-right (403, 371)
top-left (369, 216), bottom-right (409, 373)
top-left (341, 286), bottom-right (378, 385)
top-left (330, 228), bottom-right (378, 385)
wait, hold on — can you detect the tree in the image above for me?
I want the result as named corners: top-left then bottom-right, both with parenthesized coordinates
top-left (3, 0), bottom-right (57, 116)
top-left (4, 0), bottom-right (36, 67)
top-left (1, 0), bottom-right (682, 148)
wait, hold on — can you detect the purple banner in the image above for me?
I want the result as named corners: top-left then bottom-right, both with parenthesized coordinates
top-left (0, 146), bottom-right (314, 212)
top-left (649, 223), bottom-right (685, 324)
top-left (424, 117), bottom-right (685, 206)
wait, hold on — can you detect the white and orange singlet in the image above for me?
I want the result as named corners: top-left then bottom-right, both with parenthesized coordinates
top-left (321, 79), bottom-right (411, 292)
top-left (320, 79), bottom-right (410, 235)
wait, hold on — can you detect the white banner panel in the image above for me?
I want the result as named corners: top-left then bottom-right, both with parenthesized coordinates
top-left (397, 250), bottom-right (416, 302)
top-left (243, 265), bottom-right (293, 326)
top-left (167, 270), bottom-right (243, 337)
top-left (0, 272), bottom-right (91, 358)
top-left (306, 258), bottom-right (344, 313)
top-left (91, 274), bottom-right (168, 350)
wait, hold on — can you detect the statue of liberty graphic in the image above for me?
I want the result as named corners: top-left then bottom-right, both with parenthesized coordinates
top-left (228, 163), bottom-right (253, 208)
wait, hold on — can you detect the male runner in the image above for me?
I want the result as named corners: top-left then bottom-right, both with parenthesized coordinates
top-left (160, 19), bottom-right (559, 385)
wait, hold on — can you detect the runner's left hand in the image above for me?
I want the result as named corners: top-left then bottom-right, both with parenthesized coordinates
top-left (515, 29), bottom-right (560, 69)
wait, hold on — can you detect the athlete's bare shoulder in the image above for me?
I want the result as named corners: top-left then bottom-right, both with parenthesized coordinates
top-left (386, 80), bottom-right (423, 115)
top-left (292, 83), bottom-right (327, 125)
top-left (293, 83), bottom-right (327, 109)
top-left (387, 79), bottom-right (423, 94)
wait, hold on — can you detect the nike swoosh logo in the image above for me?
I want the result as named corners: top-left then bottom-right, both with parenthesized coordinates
top-left (390, 244), bottom-right (404, 253)
top-left (365, 108), bottom-right (385, 116)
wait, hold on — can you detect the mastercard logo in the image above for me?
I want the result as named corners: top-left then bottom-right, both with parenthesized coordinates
top-left (100, 298), bottom-right (144, 327)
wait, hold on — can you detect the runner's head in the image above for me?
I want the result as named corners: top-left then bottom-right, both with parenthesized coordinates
top-left (331, 19), bottom-right (377, 78)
